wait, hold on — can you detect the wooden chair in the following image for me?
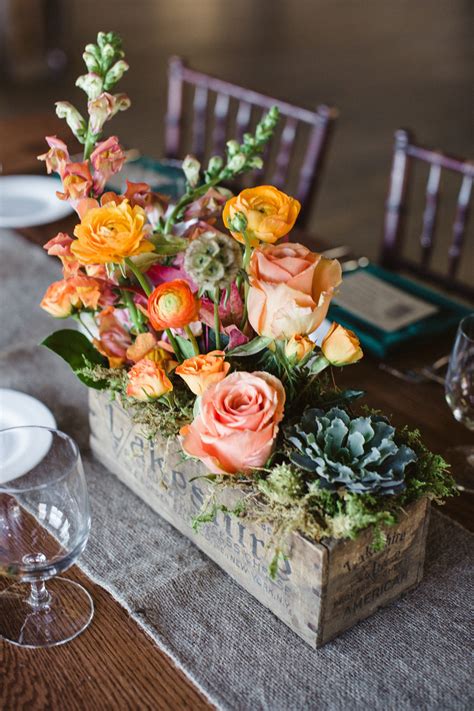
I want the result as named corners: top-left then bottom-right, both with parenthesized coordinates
top-left (380, 129), bottom-right (474, 300)
top-left (164, 56), bottom-right (338, 226)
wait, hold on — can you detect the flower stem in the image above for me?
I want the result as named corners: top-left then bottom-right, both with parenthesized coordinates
top-left (73, 313), bottom-right (95, 339)
top-left (184, 325), bottom-right (200, 356)
top-left (163, 176), bottom-right (221, 234)
top-left (166, 328), bottom-right (183, 362)
top-left (213, 288), bottom-right (221, 350)
top-left (121, 288), bottom-right (145, 334)
top-left (125, 258), bottom-right (153, 297)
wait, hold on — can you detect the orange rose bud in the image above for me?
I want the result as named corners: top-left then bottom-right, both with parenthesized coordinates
top-left (223, 185), bottom-right (301, 247)
top-left (147, 279), bottom-right (200, 331)
top-left (72, 200), bottom-right (154, 265)
top-left (175, 350), bottom-right (230, 396)
top-left (126, 359), bottom-right (173, 401)
top-left (284, 334), bottom-right (315, 362)
top-left (321, 323), bottom-right (363, 366)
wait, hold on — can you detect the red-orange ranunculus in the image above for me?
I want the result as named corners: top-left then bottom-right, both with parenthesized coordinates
top-left (147, 279), bottom-right (200, 330)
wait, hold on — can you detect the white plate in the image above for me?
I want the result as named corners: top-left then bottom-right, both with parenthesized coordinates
top-left (0, 175), bottom-right (73, 228)
top-left (0, 389), bottom-right (57, 484)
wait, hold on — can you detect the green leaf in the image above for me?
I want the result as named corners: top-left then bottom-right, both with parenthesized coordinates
top-left (41, 329), bottom-right (108, 389)
top-left (227, 336), bottom-right (272, 357)
top-left (151, 234), bottom-right (188, 256)
top-left (174, 334), bottom-right (195, 360)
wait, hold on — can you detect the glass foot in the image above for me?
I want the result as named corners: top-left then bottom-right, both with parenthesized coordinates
top-left (0, 577), bottom-right (94, 648)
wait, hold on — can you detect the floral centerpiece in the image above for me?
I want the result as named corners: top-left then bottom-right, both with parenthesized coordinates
top-left (39, 32), bottom-right (456, 576)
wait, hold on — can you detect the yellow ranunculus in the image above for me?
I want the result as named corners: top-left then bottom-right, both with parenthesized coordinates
top-left (223, 185), bottom-right (301, 247)
top-left (321, 323), bottom-right (363, 366)
top-left (71, 200), bottom-right (153, 265)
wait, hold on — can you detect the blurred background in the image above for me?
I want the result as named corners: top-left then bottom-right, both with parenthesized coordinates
top-left (0, 0), bottom-right (473, 275)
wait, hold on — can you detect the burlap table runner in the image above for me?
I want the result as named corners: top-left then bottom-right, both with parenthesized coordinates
top-left (1, 230), bottom-right (472, 710)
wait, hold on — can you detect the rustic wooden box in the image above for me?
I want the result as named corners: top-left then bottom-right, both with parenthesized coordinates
top-left (89, 390), bottom-right (431, 648)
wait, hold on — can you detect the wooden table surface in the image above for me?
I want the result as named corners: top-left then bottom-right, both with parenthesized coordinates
top-left (1, 115), bottom-right (473, 711)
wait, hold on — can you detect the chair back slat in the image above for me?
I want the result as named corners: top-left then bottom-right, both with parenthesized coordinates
top-left (448, 173), bottom-right (473, 278)
top-left (165, 56), bottom-right (185, 159)
top-left (235, 100), bottom-right (252, 143)
top-left (381, 130), bottom-right (411, 266)
top-left (296, 106), bottom-right (335, 208)
top-left (380, 129), bottom-right (474, 300)
top-left (191, 86), bottom-right (208, 160)
top-left (211, 93), bottom-right (230, 157)
top-left (164, 57), bottom-right (338, 226)
top-left (420, 162), bottom-right (442, 267)
top-left (271, 116), bottom-right (298, 188)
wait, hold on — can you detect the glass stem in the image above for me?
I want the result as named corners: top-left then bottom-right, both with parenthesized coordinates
top-left (27, 580), bottom-right (51, 609)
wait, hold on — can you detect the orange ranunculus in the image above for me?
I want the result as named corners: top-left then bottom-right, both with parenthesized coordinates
top-left (43, 232), bottom-right (80, 277)
top-left (284, 334), bottom-right (315, 362)
top-left (223, 186), bottom-right (301, 247)
top-left (126, 359), bottom-right (173, 401)
top-left (247, 242), bottom-right (342, 339)
top-left (180, 371), bottom-right (285, 475)
top-left (175, 350), bottom-right (230, 396)
top-left (57, 161), bottom-right (93, 202)
top-left (40, 280), bottom-right (81, 318)
top-left (321, 323), bottom-right (363, 366)
top-left (71, 200), bottom-right (153, 265)
top-left (147, 279), bottom-right (200, 330)
top-left (126, 332), bottom-right (177, 372)
top-left (93, 307), bottom-right (131, 368)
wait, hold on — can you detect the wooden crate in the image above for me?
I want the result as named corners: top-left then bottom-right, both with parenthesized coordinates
top-left (89, 390), bottom-right (431, 648)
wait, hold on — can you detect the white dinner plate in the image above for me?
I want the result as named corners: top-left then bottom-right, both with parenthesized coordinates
top-left (0, 389), bottom-right (57, 484)
top-left (0, 175), bottom-right (73, 228)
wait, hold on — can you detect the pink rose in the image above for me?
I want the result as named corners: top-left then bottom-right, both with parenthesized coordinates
top-left (180, 371), bottom-right (285, 474)
top-left (247, 242), bottom-right (342, 339)
top-left (91, 136), bottom-right (126, 193)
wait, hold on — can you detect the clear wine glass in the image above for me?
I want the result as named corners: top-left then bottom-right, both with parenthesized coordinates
top-left (445, 313), bottom-right (474, 491)
top-left (0, 426), bottom-right (93, 647)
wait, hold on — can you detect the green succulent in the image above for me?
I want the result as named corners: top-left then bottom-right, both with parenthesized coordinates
top-left (285, 407), bottom-right (417, 496)
top-left (184, 230), bottom-right (242, 291)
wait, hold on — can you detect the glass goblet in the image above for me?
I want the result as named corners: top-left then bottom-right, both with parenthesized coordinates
top-left (0, 426), bottom-right (93, 648)
top-left (445, 313), bottom-right (474, 491)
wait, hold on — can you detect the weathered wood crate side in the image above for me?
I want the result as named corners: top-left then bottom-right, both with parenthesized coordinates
top-left (88, 390), bottom-right (430, 648)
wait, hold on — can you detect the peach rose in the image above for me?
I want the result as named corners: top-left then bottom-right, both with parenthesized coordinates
top-left (247, 242), bottom-right (342, 339)
top-left (180, 371), bottom-right (285, 474)
top-left (175, 350), bottom-right (230, 396)
top-left (147, 279), bottom-right (200, 330)
top-left (223, 186), bottom-right (301, 247)
top-left (126, 359), bottom-right (172, 401)
top-left (284, 334), bottom-right (315, 362)
top-left (40, 280), bottom-right (80, 318)
top-left (321, 323), bottom-right (363, 366)
top-left (72, 200), bottom-right (153, 265)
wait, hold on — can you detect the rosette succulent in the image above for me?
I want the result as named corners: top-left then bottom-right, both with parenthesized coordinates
top-left (285, 407), bottom-right (417, 496)
top-left (184, 230), bottom-right (242, 292)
